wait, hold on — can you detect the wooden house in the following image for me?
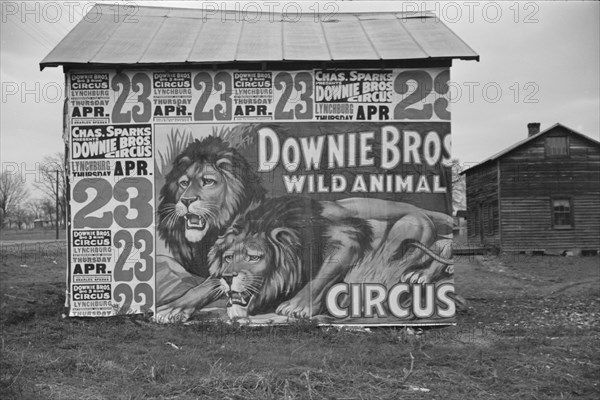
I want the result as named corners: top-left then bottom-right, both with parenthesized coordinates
top-left (462, 123), bottom-right (600, 254)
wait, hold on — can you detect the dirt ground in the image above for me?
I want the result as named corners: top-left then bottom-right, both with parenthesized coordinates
top-left (456, 253), bottom-right (599, 328)
top-left (1, 240), bottom-right (599, 399)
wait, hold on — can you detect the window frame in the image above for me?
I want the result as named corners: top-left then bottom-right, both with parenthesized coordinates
top-left (551, 197), bottom-right (574, 230)
top-left (545, 135), bottom-right (570, 158)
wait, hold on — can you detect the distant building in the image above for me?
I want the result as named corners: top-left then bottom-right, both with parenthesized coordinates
top-left (34, 219), bottom-right (52, 229)
top-left (462, 123), bottom-right (600, 255)
top-left (454, 210), bottom-right (468, 230)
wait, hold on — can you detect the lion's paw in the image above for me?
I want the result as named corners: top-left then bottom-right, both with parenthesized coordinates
top-left (154, 305), bottom-right (194, 324)
top-left (403, 269), bottom-right (433, 284)
top-left (276, 298), bottom-right (316, 319)
top-left (403, 263), bottom-right (453, 284)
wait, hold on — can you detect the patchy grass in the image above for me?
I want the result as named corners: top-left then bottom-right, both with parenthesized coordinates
top-left (1, 243), bottom-right (599, 399)
top-left (0, 228), bottom-right (66, 242)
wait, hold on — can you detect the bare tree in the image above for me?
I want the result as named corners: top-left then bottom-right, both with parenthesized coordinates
top-left (0, 171), bottom-right (29, 226)
top-left (450, 158), bottom-right (466, 213)
top-left (41, 199), bottom-right (57, 226)
top-left (28, 198), bottom-right (47, 220)
top-left (37, 152), bottom-right (67, 227)
top-left (12, 204), bottom-right (34, 230)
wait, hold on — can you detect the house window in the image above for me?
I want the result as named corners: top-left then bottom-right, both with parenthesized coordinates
top-left (552, 198), bottom-right (573, 228)
top-left (545, 136), bottom-right (569, 157)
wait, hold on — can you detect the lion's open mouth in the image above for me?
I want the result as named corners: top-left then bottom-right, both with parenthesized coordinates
top-left (226, 291), bottom-right (253, 308)
top-left (226, 291), bottom-right (255, 319)
top-left (185, 213), bottom-right (206, 230)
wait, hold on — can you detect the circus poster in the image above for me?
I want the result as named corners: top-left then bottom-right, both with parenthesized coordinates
top-left (65, 68), bottom-right (457, 326)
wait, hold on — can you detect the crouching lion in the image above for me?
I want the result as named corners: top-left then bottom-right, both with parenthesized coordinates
top-left (156, 196), bottom-right (453, 322)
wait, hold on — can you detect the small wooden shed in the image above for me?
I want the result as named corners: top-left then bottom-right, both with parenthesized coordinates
top-left (40, 4), bottom-right (478, 324)
top-left (462, 123), bottom-right (600, 254)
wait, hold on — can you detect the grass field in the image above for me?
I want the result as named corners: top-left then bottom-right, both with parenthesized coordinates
top-left (0, 228), bottom-right (66, 242)
top-left (1, 240), bottom-right (598, 399)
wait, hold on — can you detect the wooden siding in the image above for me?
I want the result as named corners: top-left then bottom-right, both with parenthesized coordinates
top-left (465, 125), bottom-right (600, 252)
top-left (500, 128), bottom-right (600, 198)
top-left (499, 126), bottom-right (600, 253)
top-left (501, 195), bottom-right (600, 252)
top-left (498, 128), bottom-right (599, 251)
top-left (465, 162), bottom-right (500, 246)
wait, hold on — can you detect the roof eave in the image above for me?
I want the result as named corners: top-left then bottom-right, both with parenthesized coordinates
top-left (40, 55), bottom-right (478, 71)
top-left (461, 123), bottom-right (600, 175)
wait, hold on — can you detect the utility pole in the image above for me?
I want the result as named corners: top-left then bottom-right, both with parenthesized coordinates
top-left (50, 170), bottom-right (60, 240)
top-left (55, 169), bottom-right (59, 240)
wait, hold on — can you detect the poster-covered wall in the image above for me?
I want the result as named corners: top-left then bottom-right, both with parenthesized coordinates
top-left (66, 68), bottom-right (456, 325)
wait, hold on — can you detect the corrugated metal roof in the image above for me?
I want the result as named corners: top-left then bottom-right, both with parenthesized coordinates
top-left (461, 123), bottom-right (600, 175)
top-left (40, 4), bottom-right (478, 69)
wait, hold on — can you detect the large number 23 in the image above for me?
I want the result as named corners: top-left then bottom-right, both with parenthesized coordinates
top-left (113, 229), bottom-right (153, 282)
top-left (114, 283), bottom-right (153, 314)
top-left (394, 70), bottom-right (450, 120)
top-left (72, 178), bottom-right (153, 229)
top-left (111, 73), bottom-right (152, 123)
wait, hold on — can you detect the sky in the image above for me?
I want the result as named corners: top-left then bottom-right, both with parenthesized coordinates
top-left (1, 0), bottom-right (599, 197)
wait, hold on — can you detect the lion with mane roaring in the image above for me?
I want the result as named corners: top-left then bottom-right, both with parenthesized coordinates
top-left (157, 136), bottom-right (265, 277)
top-left (155, 133), bottom-right (455, 323)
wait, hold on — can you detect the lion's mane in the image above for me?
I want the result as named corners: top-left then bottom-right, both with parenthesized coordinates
top-left (208, 197), bottom-right (329, 315)
top-left (158, 136), bottom-right (266, 276)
